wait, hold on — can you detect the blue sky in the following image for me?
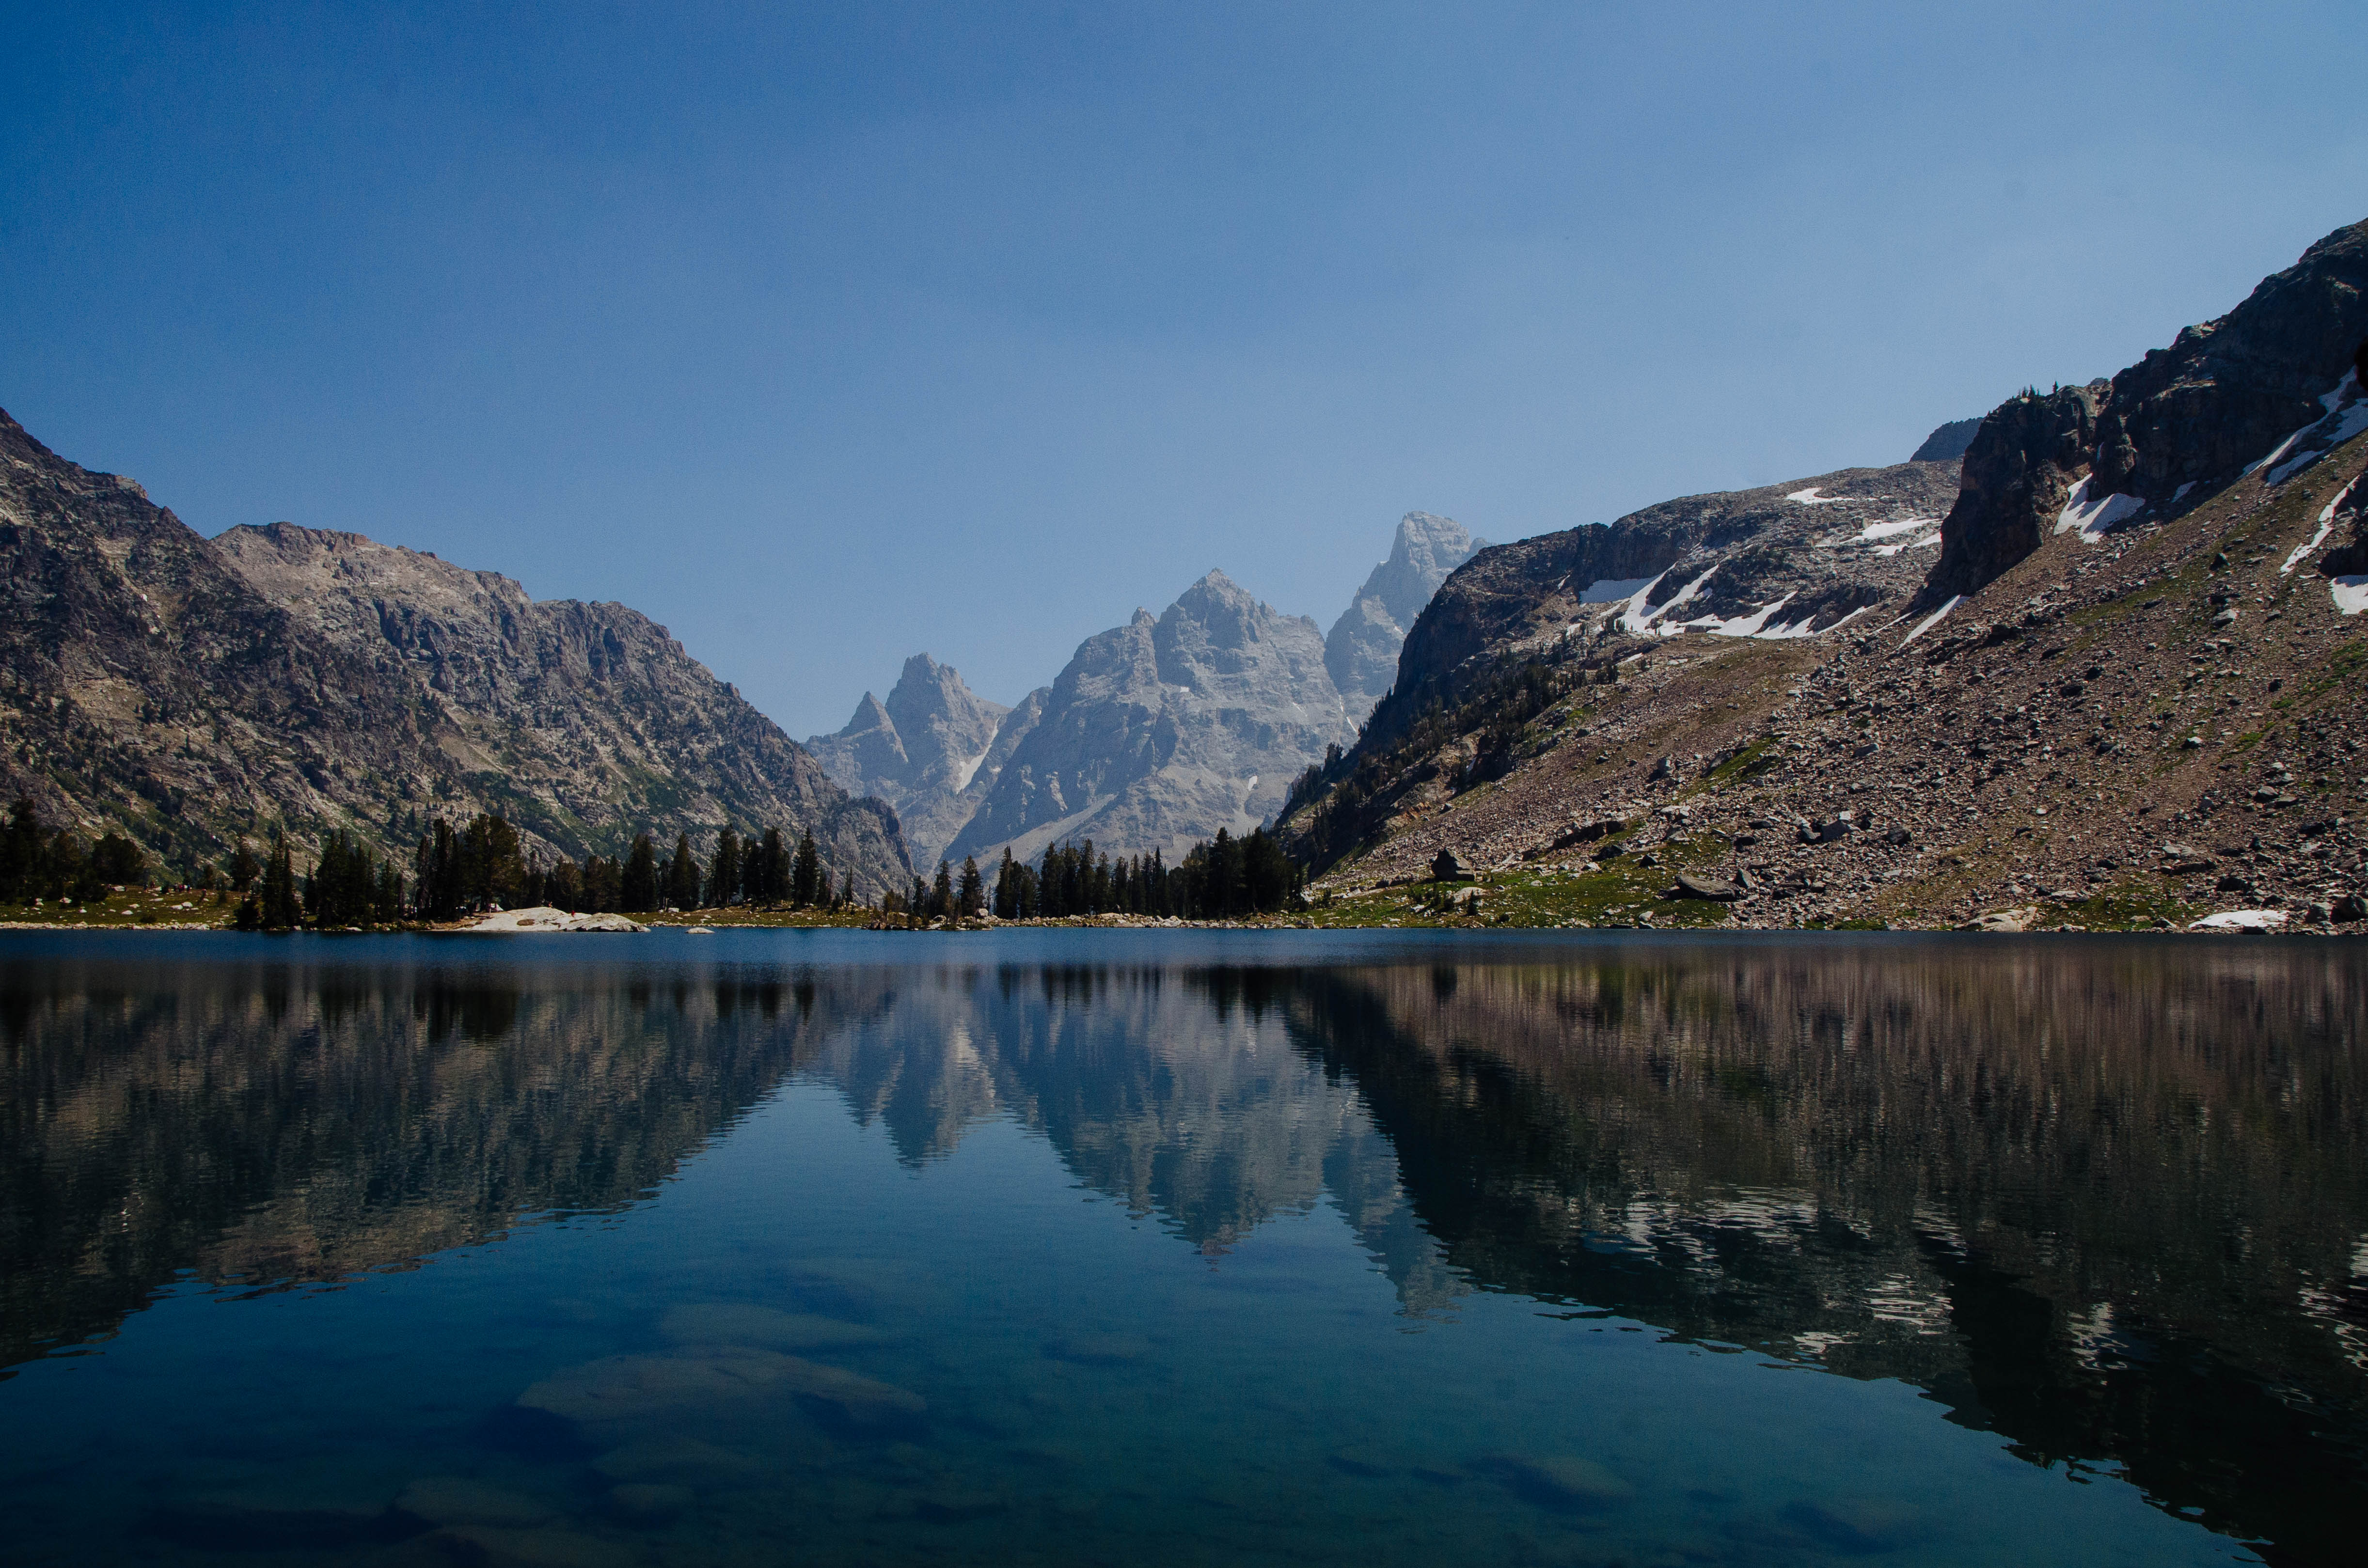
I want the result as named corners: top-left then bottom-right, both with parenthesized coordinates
top-left (3, 3), bottom-right (2362, 736)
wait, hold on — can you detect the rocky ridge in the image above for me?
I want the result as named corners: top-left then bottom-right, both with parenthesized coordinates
top-left (0, 413), bottom-right (910, 893)
top-left (944, 569), bottom-right (1359, 866)
top-left (804, 655), bottom-right (1039, 867)
top-left (1279, 218), bottom-right (2368, 932)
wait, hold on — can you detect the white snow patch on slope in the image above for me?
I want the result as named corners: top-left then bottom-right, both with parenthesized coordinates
top-left (2173, 481), bottom-right (2196, 502)
top-left (2247, 369), bottom-right (2366, 483)
top-left (2055, 477), bottom-right (2146, 541)
top-left (1578, 575), bottom-right (1659, 605)
top-left (1901, 595), bottom-right (1963, 646)
top-left (951, 745), bottom-right (992, 793)
top-left (1786, 486), bottom-right (1848, 504)
top-left (2283, 476), bottom-right (2357, 574)
top-left (1875, 533), bottom-right (1942, 557)
top-left (2334, 577), bottom-right (2368, 616)
top-left (1696, 595), bottom-right (1794, 638)
top-left (1852, 518), bottom-right (1931, 543)
top-left (1617, 566), bottom-right (1718, 635)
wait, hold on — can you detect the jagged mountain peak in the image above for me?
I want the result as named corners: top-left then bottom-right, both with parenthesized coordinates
top-left (1326, 510), bottom-right (1487, 722)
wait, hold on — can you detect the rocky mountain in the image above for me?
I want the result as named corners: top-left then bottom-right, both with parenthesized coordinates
top-left (0, 411), bottom-right (910, 894)
top-left (804, 655), bottom-right (1040, 867)
top-left (944, 569), bottom-right (1358, 866)
top-left (1343, 455), bottom-right (1964, 764)
top-left (1922, 218), bottom-right (2368, 610)
top-left (1324, 511), bottom-right (1486, 722)
top-left (1278, 216), bottom-right (2368, 931)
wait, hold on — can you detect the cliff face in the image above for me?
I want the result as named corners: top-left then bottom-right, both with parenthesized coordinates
top-left (1922, 219), bottom-right (2368, 607)
top-left (945, 570), bottom-right (1358, 865)
top-left (1324, 512), bottom-right (1486, 722)
top-left (803, 655), bottom-right (1033, 867)
top-left (0, 413), bottom-right (909, 893)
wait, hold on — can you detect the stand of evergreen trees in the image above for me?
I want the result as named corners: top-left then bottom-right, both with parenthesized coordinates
top-left (981, 827), bottom-right (1302, 922)
top-left (1, 798), bottom-right (151, 905)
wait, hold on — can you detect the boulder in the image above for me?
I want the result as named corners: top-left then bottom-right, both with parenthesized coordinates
top-left (1675, 873), bottom-right (1743, 901)
top-left (1431, 848), bottom-right (1464, 882)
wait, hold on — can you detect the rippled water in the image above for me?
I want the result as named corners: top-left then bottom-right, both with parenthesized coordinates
top-left (2, 929), bottom-right (2362, 1567)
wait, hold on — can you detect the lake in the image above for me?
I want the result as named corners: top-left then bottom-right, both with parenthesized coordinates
top-left (1, 929), bottom-right (2362, 1567)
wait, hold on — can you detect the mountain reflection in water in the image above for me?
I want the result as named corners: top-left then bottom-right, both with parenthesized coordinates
top-left (0, 931), bottom-right (2361, 1567)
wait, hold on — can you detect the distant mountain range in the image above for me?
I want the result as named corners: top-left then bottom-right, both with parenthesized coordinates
top-left (0, 415), bottom-right (910, 894)
top-left (809, 513), bottom-right (1483, 867)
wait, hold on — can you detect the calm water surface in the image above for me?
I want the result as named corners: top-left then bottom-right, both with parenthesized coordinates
top-left (1, 929), bottom-right (2362, 1567)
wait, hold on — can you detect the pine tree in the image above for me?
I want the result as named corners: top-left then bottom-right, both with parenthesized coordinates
top-left (791, 830), bottom-right (821, 909)
top-left (709, 828), bottom-right (742, 907)
top-left (622, 833), bottom-right (660, 912)
top-left (957, 855), bottom-right (984, 917)
top-left (258, 834), bottom-right (301, 931)
top-left (931, 859), bottom-right (954, 918)
top-left (666, 832), bottom-right (700, 909)
top-left (0, 798), bottom-right (39, 905)
top-left (758, 827), bottom-right (789, 905)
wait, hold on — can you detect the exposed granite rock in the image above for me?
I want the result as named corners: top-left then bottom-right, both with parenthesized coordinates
top-left (1910, 419), bottom-right (1983, 463)
top-left (0, 410), bottom-right (909, 893)
top-left (1325, 512), bottom-right (1486, 722)
top-left (945, 570), bottom-right (1357, 864)
top-left (804, 655), bottom-right (1027, 865)
top-left (1920, 218), bottom-right (2368, 608)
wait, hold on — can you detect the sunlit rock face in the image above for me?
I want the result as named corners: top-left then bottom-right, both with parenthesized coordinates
top-left (944, 570), bottom-right (1359, 865)
top-left (805, 654), bottom-right (1031, 867)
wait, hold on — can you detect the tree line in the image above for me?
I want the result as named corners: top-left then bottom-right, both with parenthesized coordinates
top-left (877, 826), bottom-right (1303, 924)
top-left (5, 793), bottom-right (1308, 930)
top-left (0, 798), bottom-right (150, 905)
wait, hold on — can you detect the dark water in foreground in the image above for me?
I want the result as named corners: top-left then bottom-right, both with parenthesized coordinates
top-left (1, 931), bottom-right (2362, 1568)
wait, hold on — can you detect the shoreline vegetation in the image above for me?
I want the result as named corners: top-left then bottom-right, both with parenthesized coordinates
top-left (4, 795), bottom-right (2353, 938)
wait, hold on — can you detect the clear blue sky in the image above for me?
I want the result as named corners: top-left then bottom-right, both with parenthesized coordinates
top-left (4, 3), bottom-right (2361, 737)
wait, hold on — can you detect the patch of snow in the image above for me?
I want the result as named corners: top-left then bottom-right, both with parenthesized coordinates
top-left (1901, 595), bottom-right (1963, 647)
top-left (1578, 575), bottom-right (1659, 605)
top-left (2333, 576), bottom-right (2368, 616)
top-left (1785, 486), bottom-right (1848, 504)
top-left (1695, 594), bottom-right (1795, 638)
top-left (950, 744), bottom-right (992, 792)
top-left (2173, 481), bottom-right (2195, 502)
top-left (1851, 518), bottom-right (1932, 543)
top-left (2283, 476), bottom-right (2355, 574)
top-left (1875, 533), bottom-right (1942, 558)
top-left (1616, 566), bottom-right (1719, 636)
top-left (2054, 477), bottom-right (2146, 541)
top-left (2190, 909), bottom-right (2287, 931)
top-left (2247, 369), bottom-right (2368, 482)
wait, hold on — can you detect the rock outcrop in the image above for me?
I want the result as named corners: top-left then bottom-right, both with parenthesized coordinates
top-left (0, 411), bottom-right (909, 893)
top-left (1324, 512), bottom-right (1486, 722)
top-left (1910, 418), bottom-right (1983, 463)
top-left (804, 655), bottom-right (1034, 866)
top-left (944, 570), bottom-right (1357, 865)
top-left (1920, 218), bottom-right (2368, 608)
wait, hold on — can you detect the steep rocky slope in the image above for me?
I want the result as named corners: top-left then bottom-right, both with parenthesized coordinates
top-left (1324, 511), bottom-right (1486, 721)
top-left (1280, 218), bottom-right (2368, 932)
top-left (804, 655), bottom-right (1040, 866)
top-left (945, 569), bottom-right (1358, 865)
top-left (0, 412), bottom-right (909, 892)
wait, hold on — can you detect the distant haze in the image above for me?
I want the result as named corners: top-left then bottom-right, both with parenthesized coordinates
top-left (2, 3), bottom-right (2361, 735)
